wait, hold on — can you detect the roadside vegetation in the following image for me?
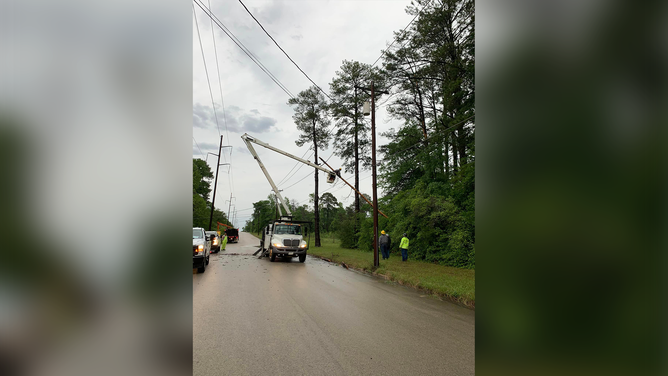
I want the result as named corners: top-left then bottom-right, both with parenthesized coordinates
top-left (193, 159), bottom-right (233, 231)
top-left (249, 232), bottom-right (474, 308)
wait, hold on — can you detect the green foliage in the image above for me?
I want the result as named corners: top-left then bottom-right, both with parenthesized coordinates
top-left (193, 159), bottom-right (213, 199)
top-left (335, 206), bottom-right (358, 249)
top-left (242, 195), bottom-right (315, 233)
top-left (243, 199), bottom-right (273, 233)
top-left (288, 86), bottom-right (331, 151)
top-left (371, 0), bottom-right (475, 268)
top-left (192, 158), bottom-right (231, 230)
top-left (385, 179), bottom-right (474, 268)
top-left (319, 192), bottom-right (341, 232)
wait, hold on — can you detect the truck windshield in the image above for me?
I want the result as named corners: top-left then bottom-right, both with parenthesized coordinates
top-left (273, 225), bottom-right (301, 235)
top-left (193, 229), bottom-right (204, 239)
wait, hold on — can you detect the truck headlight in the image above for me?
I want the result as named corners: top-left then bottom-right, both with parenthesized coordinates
top-left (300, 243), bottom-right (307, 248)
top-left (273, 243), bottom-right (282, 248)
top-left (198, 244), bottom-right (204, 250)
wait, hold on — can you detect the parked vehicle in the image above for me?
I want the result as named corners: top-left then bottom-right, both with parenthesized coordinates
top-left (206, 231), bottom-right (221, 253)
top-left (193, 227), bottom-right (211, 273)
top-left (225, 228), bottom-right (239, 243)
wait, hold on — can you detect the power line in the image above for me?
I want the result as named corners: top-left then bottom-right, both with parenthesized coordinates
top-left (237, 0), bottom-right (382, 162)
top-left (195, 2), bottom-right (236, 211)
top-left (277, 151), bottom-right (315, 188)
top-left (281, 171), bottom-right (314, 191)
top-left (237, 0), bottom-right (333, 102)
top-left (193, 5), bottom-right (222, 138)
top-left (193, 137), bottom-right (205, 159)
top-left (276, 149), bottom-right (313, 186)
top-left (193, 0), bottom-right (295, 99)
top-left (208, 0), bottom-right (231, 157)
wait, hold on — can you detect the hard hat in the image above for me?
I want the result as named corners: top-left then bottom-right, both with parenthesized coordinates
top-left (403, 233), bottom-right (407, 237)
top-left (381, 230), bottom-right (386, 234)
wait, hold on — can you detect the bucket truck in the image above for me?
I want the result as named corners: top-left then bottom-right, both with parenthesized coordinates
top-left (241, 133), bottom-right (340, 262)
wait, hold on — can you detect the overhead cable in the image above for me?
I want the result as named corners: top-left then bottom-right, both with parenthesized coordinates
top-left (193, 0), bottom-right (295, 98)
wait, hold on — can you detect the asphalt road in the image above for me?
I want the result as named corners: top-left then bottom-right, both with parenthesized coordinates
top-left (193, 232), bottom-right (474, 376)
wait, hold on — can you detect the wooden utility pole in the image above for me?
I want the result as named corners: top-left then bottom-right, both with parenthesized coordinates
top-left (208, 135), bottom-right (224, 231)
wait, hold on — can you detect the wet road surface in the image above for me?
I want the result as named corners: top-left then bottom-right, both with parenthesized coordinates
top-left (193, 232), bottom-right (474, 376)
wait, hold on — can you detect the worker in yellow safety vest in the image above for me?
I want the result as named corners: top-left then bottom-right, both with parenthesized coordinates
top-left (399, 233), bottom-right (409, 261)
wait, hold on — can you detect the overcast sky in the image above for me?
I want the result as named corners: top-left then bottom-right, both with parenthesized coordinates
top-left (193, 0), bottom-right (414, 228)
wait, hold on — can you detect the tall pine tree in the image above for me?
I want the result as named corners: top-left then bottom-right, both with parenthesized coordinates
top-left (288, 86), bottom-right (331, 247)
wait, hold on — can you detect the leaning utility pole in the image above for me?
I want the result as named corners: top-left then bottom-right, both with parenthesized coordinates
top-left (226, 194), bottom-right (235, 226)
top-left (208, 135), bottom-right (223, 231)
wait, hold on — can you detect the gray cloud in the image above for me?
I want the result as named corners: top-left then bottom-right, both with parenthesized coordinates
top-left (235, 146), bottom-right (250, 155)
top-left (193, 102), bottom-right (216, 129)
top-left (239, 115), bottom-right (277, 133)
top-left (194, 103), bottom-right (277, 134)
top-left (199, 142), bottom-right (219, 151)
top-left (290, 34), bottom-right (303, 41)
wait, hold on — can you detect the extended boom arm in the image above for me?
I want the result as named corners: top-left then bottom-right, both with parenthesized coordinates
top-left (241, 134), bottom-right (292, 216)
top-left (241, 133), bottom-right (341, 218)
top-left (242, 134), bottom-right (338, 178)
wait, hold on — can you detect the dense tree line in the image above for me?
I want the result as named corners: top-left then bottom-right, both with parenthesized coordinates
top-left (244, 0), bottom-right (474, 268)
top-left (375, 0), bottom-right (475, 267)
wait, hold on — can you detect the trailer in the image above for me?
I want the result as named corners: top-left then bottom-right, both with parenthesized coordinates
top-left (225, 228), bottom-right (239, 243)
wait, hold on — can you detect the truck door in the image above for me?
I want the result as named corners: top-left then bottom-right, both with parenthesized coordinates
top-left (263, 224), bottom-right (273, 251)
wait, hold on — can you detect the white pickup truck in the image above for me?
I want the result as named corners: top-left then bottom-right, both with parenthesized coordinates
top-left (193, 227), bottom-right (211, 273)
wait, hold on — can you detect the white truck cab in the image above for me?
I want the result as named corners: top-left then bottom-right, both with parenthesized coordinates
top-left (261, 217), bottom-right (309, 263)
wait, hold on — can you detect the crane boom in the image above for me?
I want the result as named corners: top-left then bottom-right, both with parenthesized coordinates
top-left (241, 133), bottom-right (342, 220)
top-left (241, 134), bottom-right (292, 216)
top-left (241, 134), bottom-right (338, 178)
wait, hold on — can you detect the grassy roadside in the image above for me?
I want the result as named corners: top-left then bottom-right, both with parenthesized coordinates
top-left (248, 232), bottom-right (475, 309)
top-left (311, 237), bottom-right (475, 309)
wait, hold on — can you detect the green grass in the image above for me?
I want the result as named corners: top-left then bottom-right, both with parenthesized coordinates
top-left (310, 237), bottom-right (475, 308)
top-left (247, 232), bottom-right (475, 308)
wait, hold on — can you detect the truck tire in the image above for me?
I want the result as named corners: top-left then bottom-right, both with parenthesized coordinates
top-left (197, 262), bottom-right (206, 273)
top-left (269, 248), bottom-right (276, 262)
top-left (299, 254), bottom-right (306, 263)
top-left (205, 255), bottom-right (209, 265)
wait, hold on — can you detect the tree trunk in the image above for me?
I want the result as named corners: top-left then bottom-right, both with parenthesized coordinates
top-left (416, 86), bottom-right (428, 144)
top-left (313, 119), bottom-right (321, 247)
top-left (457, 123), bottom-right (467, 165)
top-left (432, 102), bottom-right (448, 177)
top-left (451, 130), bottom-right (459, 173)
top-left (353, 87), bottom-right (360, 238)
